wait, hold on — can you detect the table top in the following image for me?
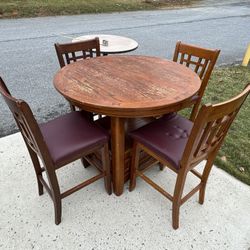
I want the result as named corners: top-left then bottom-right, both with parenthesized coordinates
top-left (54, 55), bottom-right (201, 117)
top-left (72, 34), bottom-right (138, 54)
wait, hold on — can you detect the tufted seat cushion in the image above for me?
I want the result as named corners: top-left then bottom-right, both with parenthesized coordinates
top-left (129, 113), bottom-right (193, 169)
top-left (39, 111), bottom-right (109, 167)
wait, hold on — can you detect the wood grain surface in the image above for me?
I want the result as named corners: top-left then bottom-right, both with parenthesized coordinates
top-left (54, 55), bottom-right (201, 117)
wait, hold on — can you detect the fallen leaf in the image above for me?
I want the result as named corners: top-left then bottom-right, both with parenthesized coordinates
top-left (221, 156), bottom-right (227, 162)
top-left (239, 167), bottom-right (245, 172)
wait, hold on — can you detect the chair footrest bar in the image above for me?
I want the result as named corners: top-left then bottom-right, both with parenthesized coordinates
top-left (190, 169), bottom-right (202, 179)
top-left (84, 154), bottom-right (103, 173)
top-left (139, 161), bottom-right (159, 174)
top-left (61, 172), bottom-right (105, 199)
top-left (181, 183), bottom-right (202, 205)
top-left (137, 171), bottom-right (173, 201)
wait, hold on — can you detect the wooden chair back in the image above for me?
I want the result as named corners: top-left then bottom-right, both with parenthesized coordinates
top-left (181, 83), bottom-right (250, 168)
top-left (55, 38), bottom-right (101, 68)
top-left (0, 77), bottom-right (53, 167)
top-left (54, 38), bottom-right (101, 112)
top-left (173, 41), bottom-right (220, 120)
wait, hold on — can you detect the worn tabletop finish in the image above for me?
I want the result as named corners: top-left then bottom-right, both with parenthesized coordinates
top-left (54, 55), bottom-right (201, 196)
top-left (54, 55), bottom-right (200, 117)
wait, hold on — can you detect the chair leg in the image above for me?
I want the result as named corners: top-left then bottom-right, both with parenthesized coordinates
top-left (159, 163), bottom-right (165, 171)
top-left (45, 168), bottom-right (62, 225)
top-left (53, 196), bottom-right (62, 225)
top-left (81, 157), bottom-right (90, 168)
top-left (69, 103), bottom-right (76, 111)
top-left (102, 143), bottom-right (112, 195)
top-left (129, 142), bottom-right (140, 192)
top-left (26, 144), bottom-right (44, 195)
top-left (199, 156), bottom-right (215, 205)
top-left (172, 168), bottom-right (188, 230)
top-left (52, 186), bottom-right (62, 225)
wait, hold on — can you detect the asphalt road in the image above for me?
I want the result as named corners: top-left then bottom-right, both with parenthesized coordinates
top-left (0, 1), bottom-right (250, 137)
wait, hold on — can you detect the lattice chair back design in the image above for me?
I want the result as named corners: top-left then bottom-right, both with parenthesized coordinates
top-left (129, 84), bottom-right (250, 229)
top-left (173, 41), bottom-right (220, 121)
top-left (54, 37), bottom-right (101, 111)
top-left (0, 77), bottom-right (111, 225)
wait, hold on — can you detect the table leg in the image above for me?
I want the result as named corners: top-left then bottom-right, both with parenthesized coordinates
top-left (111, 117), bottom-right (125, 196)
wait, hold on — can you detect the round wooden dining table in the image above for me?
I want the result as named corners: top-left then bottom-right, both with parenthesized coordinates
top-left (53, 55), bottom-right (201, 196)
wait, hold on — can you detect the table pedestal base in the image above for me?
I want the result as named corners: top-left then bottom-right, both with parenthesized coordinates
top-left (84, 117), bottom-right (158, 195)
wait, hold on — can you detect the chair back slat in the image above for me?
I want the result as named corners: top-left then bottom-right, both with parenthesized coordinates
top-left (193, 120), bottom-right (213, 157)
top-left (198, 59), bottom-right (209, 79)
top-left (71, 52), bottom-right (77, 62)
top-left (180, 53), bottom-right (185, 64)
top-left (173, 41), bottom-right (220, 93)
top-left (173, 41), bottom-right (221, 121)
top-left (181, 84), bottom-right (250, 167)
top-left (15, 112), bottom-right (38, 152)
top-left (194, 57), bottom-right (202, 73)
top-left (55, 38), bottom-right (101, 68)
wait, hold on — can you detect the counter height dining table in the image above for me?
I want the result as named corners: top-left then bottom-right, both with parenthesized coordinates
top-left (53, 55), bottom-right (201, 196)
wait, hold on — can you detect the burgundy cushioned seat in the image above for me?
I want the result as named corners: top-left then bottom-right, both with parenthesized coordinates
top-left (40, 111), bottom-right (109, 167)
top-left (129, 113), bottom-right (193, 169)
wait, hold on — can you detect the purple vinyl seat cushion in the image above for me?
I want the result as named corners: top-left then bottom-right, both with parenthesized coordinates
top-left (129, 113), bottom-right (193, 169)
top-left (40, 111), bottom-right (109, 167)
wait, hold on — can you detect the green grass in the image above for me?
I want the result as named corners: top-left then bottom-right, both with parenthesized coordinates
top-left (182, 65), bottom-right (250, 185)
top-left (0, 0), bottom-right (196, 18)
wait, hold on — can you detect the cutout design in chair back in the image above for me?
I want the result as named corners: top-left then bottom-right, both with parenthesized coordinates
top-left (0, 78), bottom-right (48, 159)
top-left (55, 38), bottom-right (101, 68)
top-left (173, 41), bottom-right (221, 121)
top-left (173, 41), bottom-right (220, 81)
top-left (182, 84), bottom-right (250, 166)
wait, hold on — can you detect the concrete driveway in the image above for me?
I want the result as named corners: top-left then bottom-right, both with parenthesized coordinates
top-left (0, 132), bottom-right (249, 249)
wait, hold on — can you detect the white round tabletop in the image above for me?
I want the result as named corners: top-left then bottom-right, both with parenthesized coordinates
top-left (72, 34), bottom-right (138, 54)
